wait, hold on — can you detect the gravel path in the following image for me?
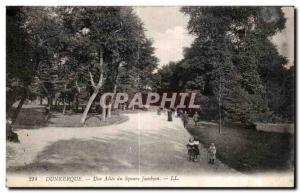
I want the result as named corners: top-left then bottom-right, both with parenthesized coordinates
top-left (7, 111), bottom-right (237, 175)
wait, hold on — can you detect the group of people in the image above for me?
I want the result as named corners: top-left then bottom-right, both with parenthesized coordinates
top-left (187, 137), bottom-right (217, 164)
top-left (156, 107), bottom-right (216, 164)
top-left (181, 111), bottom-right (216, 164)
top-left (179, 110), bottom-right (200, 128)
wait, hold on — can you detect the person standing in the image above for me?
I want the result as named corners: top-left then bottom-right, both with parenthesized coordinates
top-left (182, 111), bottom-right (189, 128)
top-left (186, 137), bottom-right (200, 162)
top-left (193, 111), bottom-right (200, 126)
top-left (157, 108), bottom-right (161, 115)
top-left (178, 109), bottom-right (183, 117)
top-left (167, 108), bottom-right (173, 121)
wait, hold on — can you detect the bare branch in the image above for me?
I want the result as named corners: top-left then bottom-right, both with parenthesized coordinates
top-left (96, 47), bottom-right (105, 87)
top-left (88, 71), bottom-right (96, 88)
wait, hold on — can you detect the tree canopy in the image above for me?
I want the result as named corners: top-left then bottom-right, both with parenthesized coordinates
top-left (156, 7), bottom-right (293, 124)
top-left (6, 6), bottom-right (159, 125)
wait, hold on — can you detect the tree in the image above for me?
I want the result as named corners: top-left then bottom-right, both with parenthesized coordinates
top-left (155, 7), bottom-right (291, 130)
top-left (7, 7), bottom-right (71, 141)
top-left (180, 6), bottom-right (290, 125)
top-left (6, 7), bottom-right (34, 141)
top-left (58, 7), bottom-right (152, 123)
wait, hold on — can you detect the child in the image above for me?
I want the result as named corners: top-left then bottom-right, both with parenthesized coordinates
top-left (208, 143), bottom-right (216, 164)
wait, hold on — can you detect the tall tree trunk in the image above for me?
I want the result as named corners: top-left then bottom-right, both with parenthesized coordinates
top-left (47, 96), bottom-right (53, 107)
top-left (7, 57), bottom-right (41, 142)
top-left (72, 95), bottom-right (79, 112)
top-left (218, 75), bottom-right (222, 134)
top-left (73, 81), bottom-right (80, 112)
top-left (6, 91), bottom-right (26, 143)
top-left (62, 84), bottom-right (67, 115)
top-left (107, 84), bottom-right (117, 118)
top-left (107, 59), bottom-right (121, 118)
top-left (62, 99), bottom-right (67, 115)
top-left (80, 48), bottom-right (105, 124)
top-left (7, 92), bottom-right (18, 114)
top-left (101, 93), bottom-right (106, 121)
top-left (11, 94), bottom-right (27, 125)
top-left (81, 90), bottom-right (99, 123)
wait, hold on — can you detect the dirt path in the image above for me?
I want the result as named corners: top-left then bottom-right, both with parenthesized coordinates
top-left (7, 111), bottom-right (237, 175)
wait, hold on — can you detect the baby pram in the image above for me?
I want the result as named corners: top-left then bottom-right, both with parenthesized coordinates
top-left (186, 144), bottom-right (200, 161)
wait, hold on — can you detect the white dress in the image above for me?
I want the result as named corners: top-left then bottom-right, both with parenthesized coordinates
top-left (208, 146), bottom-right (216, 159)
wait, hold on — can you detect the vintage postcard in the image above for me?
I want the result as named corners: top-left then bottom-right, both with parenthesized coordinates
top-left (6, 6), bottom-right (295, 188)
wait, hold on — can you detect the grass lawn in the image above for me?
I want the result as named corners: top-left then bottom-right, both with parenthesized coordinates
top-left (48, 112), bottom-right (129, 127)
top-left (186, 120), bottom-right (294, 173)
top-left (14, 106), bottom-right (48, 127)
top-left (12, 105), bottom-right (129, 128)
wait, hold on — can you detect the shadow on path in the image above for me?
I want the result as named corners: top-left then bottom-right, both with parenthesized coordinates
top-left (8, 138), bottom-right (139, 175)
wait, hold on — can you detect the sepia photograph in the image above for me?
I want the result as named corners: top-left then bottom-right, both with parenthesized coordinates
top-left (5, 5), bottom-right (295, 188)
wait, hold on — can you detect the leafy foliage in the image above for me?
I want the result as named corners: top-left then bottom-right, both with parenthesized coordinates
top-left (6, 6), bottom-right (158, 124)
top-left (156, 7), bottom-right (293, 124)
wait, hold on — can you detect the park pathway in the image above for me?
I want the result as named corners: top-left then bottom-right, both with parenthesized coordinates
top-left (7, 111), bottom-right (236, 175)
